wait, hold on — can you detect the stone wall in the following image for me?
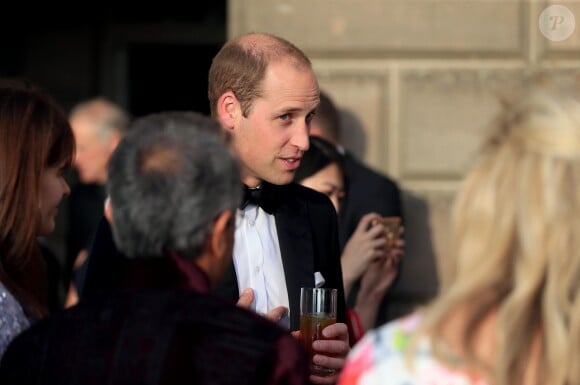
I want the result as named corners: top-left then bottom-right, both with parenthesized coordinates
top-left (229, 0), bottom-right (580, 316)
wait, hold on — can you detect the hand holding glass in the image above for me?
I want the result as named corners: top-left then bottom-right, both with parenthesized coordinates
top-left (300, 287), bottom-right (337, 377)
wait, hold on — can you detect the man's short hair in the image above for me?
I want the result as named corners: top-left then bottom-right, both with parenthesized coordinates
top-left (208, 33), bottom-right (312, 118)
top-left (69, 97), bottom-right (130, 141)
top-left (107, 111), bottom-right (241, 258)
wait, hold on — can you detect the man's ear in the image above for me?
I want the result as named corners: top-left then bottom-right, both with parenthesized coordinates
top-left (197, 210), bottom-right (235, 287)
top-left (108, 131), bottom-right (122, 151)
top-left (216, 91), bottom-right (240, 131)
top-left (104, 197), bottom-right (113, 225)
top-left (209, 209), bottom-right (234, 258)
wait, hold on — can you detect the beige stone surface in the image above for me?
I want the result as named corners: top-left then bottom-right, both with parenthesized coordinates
top-left (399, 69), bottom-right (525, 179)
top-left (399, 190), bottom-right (445, 297)
top-left (229, 0), bottom-right (524, 55)
top-left (315, 68), bottom-right (389, 172)
top-left (530, 67), bottom-right (580, 94)
top-left (403, 189), bottom-right (456, 290)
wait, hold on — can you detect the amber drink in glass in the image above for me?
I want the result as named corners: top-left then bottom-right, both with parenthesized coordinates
top-left (300, 287), bottom-right (337, 377)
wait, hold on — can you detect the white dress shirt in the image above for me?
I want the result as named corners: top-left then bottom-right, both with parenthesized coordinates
top-left (234, 203), bottom-right (290, 328)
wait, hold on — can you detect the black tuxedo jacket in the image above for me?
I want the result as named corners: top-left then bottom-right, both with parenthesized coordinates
top-left (214, 182), bottom-right (347, 331)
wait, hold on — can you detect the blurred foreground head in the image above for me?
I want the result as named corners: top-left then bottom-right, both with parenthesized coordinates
top-left (424, 89), bottom-right (580, 385)
top-left (106, 111), bottom-right (240, 274)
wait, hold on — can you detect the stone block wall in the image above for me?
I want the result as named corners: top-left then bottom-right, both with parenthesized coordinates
top-left (229, 0), bottom-right (580, 318)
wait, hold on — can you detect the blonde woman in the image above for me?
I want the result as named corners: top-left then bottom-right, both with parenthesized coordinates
top-left (338, 90), bottom-right (580, 385)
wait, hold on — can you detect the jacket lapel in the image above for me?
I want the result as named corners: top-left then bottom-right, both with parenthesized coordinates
top-left (272, 184), bottom-right (314, 330)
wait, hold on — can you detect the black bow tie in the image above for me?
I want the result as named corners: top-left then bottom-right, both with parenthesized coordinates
top-left (240, 184), bottom-right (276, 214)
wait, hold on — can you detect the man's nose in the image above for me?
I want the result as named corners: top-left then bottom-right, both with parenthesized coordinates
top-left (291, 121), bottom-right (310, 151)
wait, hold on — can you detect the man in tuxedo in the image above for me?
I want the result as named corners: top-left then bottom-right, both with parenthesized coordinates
top-left (310, 91), bottom-right (404, 326)
top-left (209, 33), bottom-right (350, 383)
top-left (0, 112), bottom-right (310, 385)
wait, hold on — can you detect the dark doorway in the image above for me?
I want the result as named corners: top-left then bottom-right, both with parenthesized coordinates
top-left (127, 43), bottom-right (221, 117)
top-left (0, 5), bottom-right (227, 308)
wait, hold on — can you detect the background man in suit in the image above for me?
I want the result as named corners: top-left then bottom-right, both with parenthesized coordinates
top-left (0, 111), bottom-right (310, 385)
top-left (65, 97), bottom-right (130, 306)
top-left (209, 33), bottom-right (350, 384)
top-left (310, 91), bottom-right (405, 327)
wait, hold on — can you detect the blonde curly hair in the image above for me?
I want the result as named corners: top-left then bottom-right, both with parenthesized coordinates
top-left (418, 89), bottom-right (580, 385)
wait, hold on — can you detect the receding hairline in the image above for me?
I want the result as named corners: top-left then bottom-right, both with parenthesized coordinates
top-left (232, 32), bottom-right (312, 68)
top-left (69, 97), bottom-right (130, 141)
top-left (70, 98), bottom-right (118, 118)
top-left (139, 144), bottom-right (182, 175)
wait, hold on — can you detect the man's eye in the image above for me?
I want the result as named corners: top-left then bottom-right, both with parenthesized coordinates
top-left (279, 114), bottom-right (290, 121)
top-left (306, 111), bottom-right (316, 123)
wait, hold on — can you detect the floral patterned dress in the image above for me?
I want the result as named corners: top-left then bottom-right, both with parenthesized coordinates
top-left (338, 313), bottom-right (489, 385)
top-left (0, 280), bottom-right (31, 360)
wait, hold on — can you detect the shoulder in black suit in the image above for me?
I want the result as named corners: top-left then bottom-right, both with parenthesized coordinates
top-left (65, 182), bottom-right (107, 280)
top-left (214, 182), bottom-right (347, 331)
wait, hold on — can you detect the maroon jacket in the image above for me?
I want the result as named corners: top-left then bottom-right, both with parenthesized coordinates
top-left (0, 251), bottom-right (310, 385)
